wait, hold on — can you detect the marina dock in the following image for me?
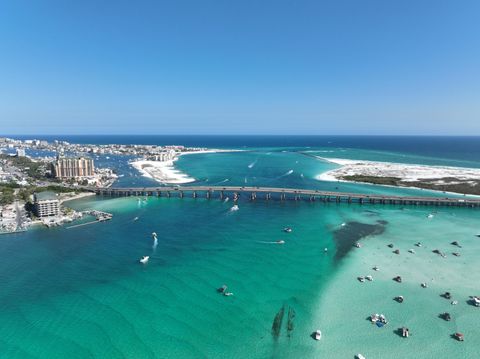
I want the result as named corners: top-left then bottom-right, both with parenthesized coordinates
top-left (94, 186), bottom-right (480, 208)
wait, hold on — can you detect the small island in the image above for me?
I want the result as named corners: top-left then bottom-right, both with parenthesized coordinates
top-left (317, 158), bottom-right (480, 196)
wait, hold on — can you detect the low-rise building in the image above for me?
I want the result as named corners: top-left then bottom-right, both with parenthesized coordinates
top-left (16, 148), bottom-right (26, 157)
top-left (34, 191), bottom-right (60, 217)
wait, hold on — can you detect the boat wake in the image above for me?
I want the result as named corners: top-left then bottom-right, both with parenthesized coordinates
top-left (248, 160), bottom-right (257, 169)
top-left (215, 178), bottom-right (230, 184)
top-left (279, 169), bottom-right (294, 177)
top-left (257, 240), bottom-right (285, 245)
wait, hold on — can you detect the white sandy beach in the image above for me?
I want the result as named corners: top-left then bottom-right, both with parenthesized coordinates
top-left (131, 158), bottom-right (195, 184)
top-left (316, 157), bottom-right (480, 184)
top-left (131, 149), bottom-right (241, 184)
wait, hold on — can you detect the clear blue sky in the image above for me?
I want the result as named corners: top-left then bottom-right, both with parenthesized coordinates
top-left (0, 0), bottom-right (479, 135)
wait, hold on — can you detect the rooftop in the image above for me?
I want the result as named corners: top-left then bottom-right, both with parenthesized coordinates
top-left (34, 191), bottom-right (58, 201)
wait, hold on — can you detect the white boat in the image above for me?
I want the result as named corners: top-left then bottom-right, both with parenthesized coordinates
top-left (366, 275), bottom-right (373, 281)
top-left (451, 300), bottom-right (458, 305)
top-left (152, 232), bottom-right (157, 239)
top-left (408, 249), bottom-right (415, 254)
top-left (473, 296), bottom-right (480, 307)
top-left (223, 291), bottom-right (234, 296)
top-left (283, 227), bottom-right (292, 233)
top-left (358, 276), bottom-right (365, 283)
top-left (276, 240), bottom-right (285, 244)
top-left (373, 266), bottom-right (379, 271)
top-left (133, 216), bottom-right (139, 221)
top-left (427, 213), bottom-right (434, 219)
top-left (354, 242), bottom-right (362, 248)
top-left (230, 205), bottom-right (239, 212)
top-left (314, 330), bottom-right (322, 340)
top-left (139, 255), bottom-right (149, 264)
top-left (356, 355), bottom-right (366, 359)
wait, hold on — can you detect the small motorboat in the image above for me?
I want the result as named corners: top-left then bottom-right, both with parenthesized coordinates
top-left (401, 327), bottom-right (410, 338)
top-left (443, 292), bottom-right (452, 300)
top-left (283, 227), bottom-right (292, 233)
top-left (454, 332), bottom-right (464, 341)
top-left (395, 295), bottom-right (404, 303)
top-left (393, 249), bottom-right (400, 254)
top-left (354, 242), bottom-right (362, 248)
top-left (421, 282), bottom-right (428, 288)
top-left (452, 252), bottom-right (461, 257)
top-left (276, 240), bottom-right (285, 244)
top-left (441, 312), bottom-right (452, 321)
top-left (415, 242), bottom-right (422, 247)
top-left (365, 275), bottom-right (373, 281)
top-left (394, 276), bottom-right (402, 283)
top-left (152, 232), bottom-right (157, 239)
top-left (324, 248), bottom-right (328, 252)
top-left (217, 285), bottom-right (227, 293)
top-left (223, 291), bottom-right (234, 296)
top-left (472, 296), bottom-right (480, 307)
top-left (355, 355), bottom-right (366, 359)
top-left (358, 276), bottom-right (366, 283)
top-left (133, 216), bottom-right (139, 221)
top-left (451, 300), bottom-right (458, 305)
top-left (313, 329), bottom-right (322, 340)
top-left (371, 313), bottom-right (387, 325)
top-left (387, 244), bottom-right (394, 248)
top-left (451, 241), bottom-right (461, 247)
top-left (373, 266), bottom-right (379, 271)
top-left (230, 205), bottom-right (239, 212)
top-left (139, 255), bottom-right (149, 264)
top-left (408, 249), bottom-right (415, 254)
top-left (427, 214), bottom-right (434, 219)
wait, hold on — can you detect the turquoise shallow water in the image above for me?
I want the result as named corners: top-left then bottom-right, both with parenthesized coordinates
top-left (0, 144), bottom-right (479, 358)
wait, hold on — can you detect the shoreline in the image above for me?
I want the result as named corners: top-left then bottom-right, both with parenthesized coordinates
top-left (316, 157), bottom-right (480, 197)
top-left (131, 149), bottom-right (240, 184)
top-left (60, 192), bottom-right (97, 204)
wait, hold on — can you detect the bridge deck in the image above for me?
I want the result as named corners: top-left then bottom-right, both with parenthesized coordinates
top-left (94, 186), bottom-right (480, 207)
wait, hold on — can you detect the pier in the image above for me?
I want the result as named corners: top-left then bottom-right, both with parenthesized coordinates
top-left (94, 186), bottom-right (480, 208)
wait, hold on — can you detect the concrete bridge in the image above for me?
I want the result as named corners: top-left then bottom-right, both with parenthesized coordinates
top-left (94, 186), bottom-right (480, 208)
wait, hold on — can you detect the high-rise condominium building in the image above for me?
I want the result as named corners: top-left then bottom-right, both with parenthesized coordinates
top-left (52, 157), bottom-right (95, 179)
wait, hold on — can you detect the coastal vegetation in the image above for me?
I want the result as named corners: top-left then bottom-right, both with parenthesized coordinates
top-left (341, 175), bottom-right (480, 195)
top-left (0, 183), bottom-right (18, 205)
top-left (0, 154), bottom-right (46, 179)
